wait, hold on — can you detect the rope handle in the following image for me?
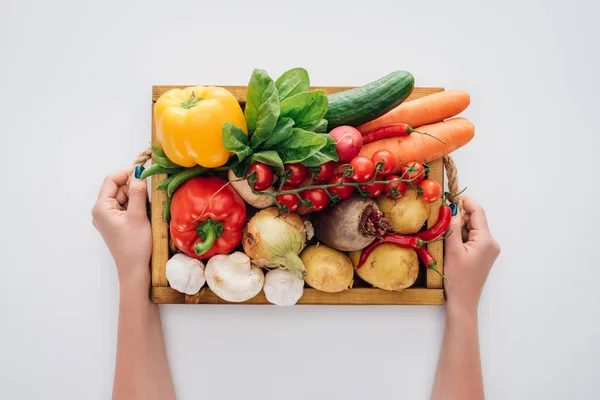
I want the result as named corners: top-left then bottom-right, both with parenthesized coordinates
top-left (133, 148), bottom-right (465, 225)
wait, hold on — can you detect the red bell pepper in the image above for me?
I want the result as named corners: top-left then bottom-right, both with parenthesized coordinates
top-left (170, 176), bottom-right (247, 260)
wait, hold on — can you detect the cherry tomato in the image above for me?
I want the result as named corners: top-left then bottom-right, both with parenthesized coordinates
top-left (360, 183), bottom-right (384, 198)
top-left (401, 162), bottom-right (426, 186)
top-left (382, 175), bottom-right (407, 199)
top-left (247, 163), bottom-right (274, 191)
top-left (350, 156), bottom-right (375, 182)
top-left (327, 173), bottom-right (355, 200)
top-left (420, 179), bottom-right (442, 203)
top-left (300, 188), bottom-right (329, 212)
top-left (310, 161), bottom-right (335, 184)
top-left (371, 150), bottom-right (396, 175)
top-left (283, 163), bottom-right (308, 186)
top-left (275, 185), bottom-right (300, 212)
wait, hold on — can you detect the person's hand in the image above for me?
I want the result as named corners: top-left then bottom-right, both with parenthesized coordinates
top-left (92, 167), bottom-right (152, 288)
top-left (444, 195), bottom-right (500, 314)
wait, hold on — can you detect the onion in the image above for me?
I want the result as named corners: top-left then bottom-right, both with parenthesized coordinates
top-left (242, 207), bottom-right (307, 278)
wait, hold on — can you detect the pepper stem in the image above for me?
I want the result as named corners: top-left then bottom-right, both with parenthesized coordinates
top-left (194, 219), bottom-right (224, 256)
top-left (428, 263), bottom-right (450, 285)
top-left (181, 90), bottom-right (204, 110)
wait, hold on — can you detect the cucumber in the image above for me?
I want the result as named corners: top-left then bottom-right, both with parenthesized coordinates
top-left (324, 71), bottom-right (414, 129)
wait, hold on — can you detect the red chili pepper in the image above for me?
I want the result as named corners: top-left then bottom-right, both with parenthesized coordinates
top-left (362, 123), bottom-right (446, 145)
top-left (416, 247), bottom-right (448, 283)
top-left (418, 205), bottom-right (452, 241)
top-left (356, 234), bottom-right (422, 268)
top-left (170, 176), bottom-right (247, 260)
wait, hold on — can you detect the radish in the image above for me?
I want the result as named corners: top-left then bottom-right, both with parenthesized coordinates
top-left (329, 125), bottom-right (363, 163)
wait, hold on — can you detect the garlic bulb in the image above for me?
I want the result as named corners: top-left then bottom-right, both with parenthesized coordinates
top-left (166, 253), bottom-right (206, 295)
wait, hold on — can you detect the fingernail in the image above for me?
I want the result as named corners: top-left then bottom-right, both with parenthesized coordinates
top-left (134, 165), bottom-right (145, 179)
top-left (450, 203), bottom-right (458, 216)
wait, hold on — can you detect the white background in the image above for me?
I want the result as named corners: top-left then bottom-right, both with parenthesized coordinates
top-left (1, 0), bottom-right (599, 399)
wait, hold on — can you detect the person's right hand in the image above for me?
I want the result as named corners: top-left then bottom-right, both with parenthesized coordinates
top-left (443, 195), bottom-right (501, 314)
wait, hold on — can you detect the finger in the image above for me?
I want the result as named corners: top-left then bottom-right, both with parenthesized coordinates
top-left (461, 213), bottom-right (470, 242)
top-left (127, 172), bottom-right (148, 222)
top-left (97, 168), bottom-right (132, 200)
top-left (115, 185), bottom-right (128, 206)
top-left (444, 213), bottom-right (464, 251)
top-left (461, 195), bottom-right (489, 231)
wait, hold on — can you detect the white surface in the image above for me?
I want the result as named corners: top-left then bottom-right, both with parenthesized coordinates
top-left (1, 0), bottom-right (599, 399)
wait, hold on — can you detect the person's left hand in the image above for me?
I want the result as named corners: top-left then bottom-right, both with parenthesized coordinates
top-left (92, 167), bottom-right (152, 287)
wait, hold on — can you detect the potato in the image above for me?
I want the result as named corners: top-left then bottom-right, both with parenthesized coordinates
top-left (375, 189), bottom-right (430, 234)
top-left (300, 244), bottom-right (354, 293)
top-left (349, 244), bottom-right (418, 291)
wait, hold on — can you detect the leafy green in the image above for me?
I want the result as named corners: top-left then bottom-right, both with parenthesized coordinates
top-left (245, 69), bottom-right (271, 133)
top-left (301, 134), bottom-right (339, 167)
top-left (262, 117), bottom-right (295, 149)
top-left (222, 122), bottom-right (252, 162)
top-left (231, 158), bottom-right (252, 178)
top-left (313, 119), bottom-right (328, 133)
top-left (280, 90), bottom-right (328, 131)
top-left (275, 68), bottom-right (310, 101)
top-left (251, 151), bottom-right (284, 175)
top-left (249, 79), bottom-right (280, 149)
top-left (274, 128), bottom-right (327, 164)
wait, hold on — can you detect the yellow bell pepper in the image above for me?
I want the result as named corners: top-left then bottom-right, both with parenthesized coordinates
top-left (154, 86), bottom-right (248, 168)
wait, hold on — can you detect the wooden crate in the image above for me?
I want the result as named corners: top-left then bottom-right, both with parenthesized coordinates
top-left (150, 86), bottom-right (446, 305)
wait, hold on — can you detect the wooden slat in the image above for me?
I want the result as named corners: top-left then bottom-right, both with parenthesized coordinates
top-left (150, 103), bottom-right (169, 287)
top-left (426, 158), bottom-right (445, 289)
top-left (152, 287), bottom-right (444, 305)
top-left (152, 86), bottom-right (444, 103)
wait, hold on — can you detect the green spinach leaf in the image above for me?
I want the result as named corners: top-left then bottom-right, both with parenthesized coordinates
top-left (262, 117), bottom-right (295, 149)
top-left (313, 119), bottom-right (328, 133)
top-left (280, 90), bottom-right (328, 131)
top-left (301, 134), bottom-right (339, 167)
top-left (275, 128), bottom-right (327, 164)
top-left (222, 122), bottom-right (253, 162)
top-left (249, 78), bottom-right (280, 149)
top-left (251, 151), bottom-right (284, 175)
top-left (245, 69), bottom-right (270, 133)
top-left (231, 158), bottom-right (252, 178)
top-left (275, 68), bottom-right (310, 101)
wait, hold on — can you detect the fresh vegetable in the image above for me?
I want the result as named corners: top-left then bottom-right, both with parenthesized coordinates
top-left (139, 163), bottom-right (182, 180)
top-left (170, 176), bottom-right (246, 260)
top-left (357, 118), bottom-right (475, 173)
top-left (299, 188), bottom-right (329, 212)
top-left (382, 175), bottom-right (406, 199)
top-left (284, 163), bottom-right (308, 185)
top-left (275, 184), bottom-right (301, 212)
top-left (263, 268), bottom-right (304, 306)
top-left (419, 179), bottom-right (442, 203)
top-left (325, 71), bottom-right (415, 128)
top-left (375, 189), bottom-right (431, 234)
top-left (300, 244), bottom-right (354, 293)
top-left (415, 247), bottom-right (447, 281)
top-left (154, 86), bottom-right (247, 168)
top-left (359, 183), bottom-right (384, 198)
top-left (329, 126), bottom-right (363, 163)
top-left (228, 169), bottom-right (275, 209)
top-left (418, 204), bottom-right (452, 241)
top-left (247, 163), bottom-right (274, 191)
top-left (357, 90), bottom-right (471, 134)
top-left (349, 244), bottom-right (419, 291)
top-left (327, 173), bottom-right (355, 200)
top-left (371, 149), bottom-right (396, 175)
top-left (165, 253), bottom-right (206, 295)
top-left (361, 123), bottom-right (443, 144)
top-left (205, 252), bottom-right (264, 302)
top-left (401, 162), bottom-right (427, 186)
top-left (313, 196), bottom-right (391, 251)
top-left (355, 234), bottom-right (422, 268)
top-left (167, 166), bottom-right (209, 198)
top-left (310, 161), bottom-right (334, 184)
top-left (350, 156), bottom-right (375, 182)
top-left (242, 207), bottom-right (308, 278)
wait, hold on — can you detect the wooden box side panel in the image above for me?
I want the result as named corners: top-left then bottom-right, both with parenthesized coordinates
top-left (150, 85), bottom-right (446, 304)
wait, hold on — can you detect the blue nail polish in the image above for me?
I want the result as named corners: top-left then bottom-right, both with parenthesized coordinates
top-left (134, 165), bottom-right (145, 179)
top-left (450, 203), bottom-right (458, 216)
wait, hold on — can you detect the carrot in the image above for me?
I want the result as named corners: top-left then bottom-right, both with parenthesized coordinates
top-left (357, 90), bottom-right (471, 134)
top-left (346, 118), bottom-right (474, 175)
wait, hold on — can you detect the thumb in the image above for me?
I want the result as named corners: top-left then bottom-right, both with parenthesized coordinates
top-left (444, 213), bottom-right (463, 252)
top-left (127, 168), bottom-right (148, 222)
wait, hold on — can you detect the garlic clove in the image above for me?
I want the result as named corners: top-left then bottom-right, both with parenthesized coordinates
top-left (166, 253), bottom-right (206, 295)
top-left (264, 268), bottom-right (304, 306)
